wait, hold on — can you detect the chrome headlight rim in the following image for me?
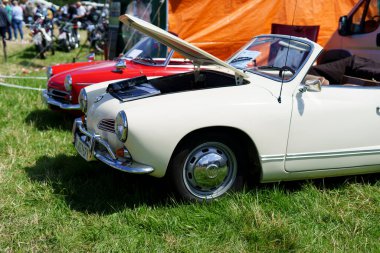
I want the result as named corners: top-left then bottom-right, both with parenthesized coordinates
top-left (64, 74), bottom-right (72, 92)
top-left (78, 89), bottom-right (88, 113)
top-left (115, 110), bottom-right (128, 142)
top-left (46, 66), bottom-right (53, 79)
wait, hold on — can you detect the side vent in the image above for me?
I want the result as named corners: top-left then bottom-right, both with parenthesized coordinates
top-left (98, 119), bottom-right (115, 133)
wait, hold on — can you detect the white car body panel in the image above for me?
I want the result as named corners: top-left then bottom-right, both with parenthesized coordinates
top-left (287, 86), bottom-right (380, 172)
top-left (88, 77), bottom-right (287, 177)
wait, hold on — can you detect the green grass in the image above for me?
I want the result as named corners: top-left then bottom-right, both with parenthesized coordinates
top-left (0, 42), bottom-right (379, 252)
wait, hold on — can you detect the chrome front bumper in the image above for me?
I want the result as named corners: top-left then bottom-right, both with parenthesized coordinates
top-left (72, 118), bottom-right (154, 174)
top-left (42, 89), bottom-right (80, 110)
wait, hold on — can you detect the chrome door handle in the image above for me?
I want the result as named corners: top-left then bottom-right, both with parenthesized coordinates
top-left (377, 107), bottom-right (380, 115)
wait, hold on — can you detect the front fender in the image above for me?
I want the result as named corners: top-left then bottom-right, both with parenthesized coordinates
top-left (122, 84), bottom-right (289, 178)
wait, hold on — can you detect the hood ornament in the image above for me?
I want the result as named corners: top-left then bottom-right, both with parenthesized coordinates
top-left (113, 59), bottom-right (127, 73)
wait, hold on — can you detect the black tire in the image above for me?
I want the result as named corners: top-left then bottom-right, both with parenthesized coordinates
top-left (169, 134), bottom-right (245, 202)
top-left (62, 39), bottom-right (71, 52)
top-left (36, 44), bottom-right (45, 59)
top-left (94, 39), bottom-right (105, 53)
top-left (51, 44), bottom-right (55, 55)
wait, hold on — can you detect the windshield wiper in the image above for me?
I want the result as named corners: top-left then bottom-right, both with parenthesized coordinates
top-left (257, 65), bottom-right (282, 71)
top-left (230, 56), bottom-right (252, 63)
top-left (133, 57), bottom-right (157, 65)
top-left (243, 65), bottom-right (281, 73)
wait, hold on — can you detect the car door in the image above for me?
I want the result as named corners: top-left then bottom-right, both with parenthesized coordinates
top-left (285, 85), bottom-right (380, 172)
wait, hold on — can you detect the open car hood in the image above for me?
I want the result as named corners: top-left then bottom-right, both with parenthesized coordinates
top-left (119, 14), bottom-right (249, 79)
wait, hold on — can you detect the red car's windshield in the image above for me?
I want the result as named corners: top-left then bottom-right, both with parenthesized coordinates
top-left (122, 36), bottom-right (174, 66)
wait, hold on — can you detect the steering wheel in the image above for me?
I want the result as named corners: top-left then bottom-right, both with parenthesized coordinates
top-left (279, 66), bottom-right (296, 78)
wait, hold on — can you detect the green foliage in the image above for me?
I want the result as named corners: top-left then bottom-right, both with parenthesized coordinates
top-left (0, 42), bottom-right (380, 252)
top-left (49, 0), bottom-right (78, 7)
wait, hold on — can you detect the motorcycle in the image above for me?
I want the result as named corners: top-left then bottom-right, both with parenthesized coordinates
top-left (86, 14), bottom-right (108, 53)
top-left (30, 14), bottom-right (54, 59)
top-left (56, 20), bottom-right (79, 52)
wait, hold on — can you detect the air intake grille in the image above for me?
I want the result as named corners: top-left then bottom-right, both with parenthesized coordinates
top-left (48, 88), bottom-right (71, 103)
top-left (98, 119), bottom-right (115, 133)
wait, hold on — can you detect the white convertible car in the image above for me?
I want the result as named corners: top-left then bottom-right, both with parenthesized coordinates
top-left (72, 14), bottom-right (380, 201)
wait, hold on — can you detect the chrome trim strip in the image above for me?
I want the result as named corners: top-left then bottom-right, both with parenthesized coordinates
top-left (289, 149), bottom-right (380, 160)
top-left (286, 148), bottom-right (380, 160)
top-left (42, 90), bottom-right (80, 110)
top-left (261, 154), bottom-right (285, 162)
top-left (73, 118), bottom-right (154, 174)
top-left (261, 148), bottom-right (380, 162)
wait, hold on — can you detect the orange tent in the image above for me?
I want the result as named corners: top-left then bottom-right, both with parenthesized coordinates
top-left (168, 0), bottom-right (357, 60)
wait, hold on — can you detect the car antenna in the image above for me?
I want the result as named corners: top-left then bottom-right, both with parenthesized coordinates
top-left (278, 0), bottom-right (298, 104)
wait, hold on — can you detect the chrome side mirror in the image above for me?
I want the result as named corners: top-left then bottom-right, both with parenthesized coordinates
top-left (299, 79), bottom-right (322, 93)
top-left (115, 59), bottom-right (127, 70)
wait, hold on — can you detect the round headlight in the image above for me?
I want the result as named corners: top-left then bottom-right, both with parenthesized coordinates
top-left (115, 110), bottom-right (128, 142)
top-left (64, 75), bottom-right (72, 92)
top-left (46, 67), bottom-right (53, 79)
top-left (78, 89), bottom-right (87, 113)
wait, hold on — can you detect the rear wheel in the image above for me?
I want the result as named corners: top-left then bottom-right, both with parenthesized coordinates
top-left (169, 135), bottom-right (243, 202)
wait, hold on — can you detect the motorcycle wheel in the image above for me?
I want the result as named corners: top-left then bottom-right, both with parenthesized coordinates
top-left (62, 39), bottom-right (71, 52)
top-left (51, 44), bottom-right (55, 55)
top-left (36, 44), bottom-right (45, 59)
top-left (94, 39), bottom-right (105, 53)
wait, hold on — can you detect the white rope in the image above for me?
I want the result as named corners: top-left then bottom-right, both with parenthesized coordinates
top-left (0, 75), bottom-right (47, 80)
top-left (0, 82), bottom-right (44, 91)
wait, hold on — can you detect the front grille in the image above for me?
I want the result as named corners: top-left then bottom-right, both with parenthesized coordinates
top-left (48, 88), bottom-right (71, 103)
top-left (98, 119), bottom-right (115, 133)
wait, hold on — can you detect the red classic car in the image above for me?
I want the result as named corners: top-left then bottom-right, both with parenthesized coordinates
top-left (42, 36), bottom-right (194, 111)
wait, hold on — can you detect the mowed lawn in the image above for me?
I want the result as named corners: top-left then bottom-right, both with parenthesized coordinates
top-left (0, 40), bottom-right (379, 252)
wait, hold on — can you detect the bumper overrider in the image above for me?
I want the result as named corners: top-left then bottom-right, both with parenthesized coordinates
top-left (42, 89), bottom-right (80, 110)
top-left (72, 118), bottom-right (154, 174)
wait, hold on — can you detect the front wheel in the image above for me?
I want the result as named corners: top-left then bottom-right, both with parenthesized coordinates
top-left (169, 136), bottom-right (243, 202)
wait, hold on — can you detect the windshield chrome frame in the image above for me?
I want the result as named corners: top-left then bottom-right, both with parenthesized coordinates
top-left (226, 34), bottom-right (315, 83)
top-left (130, 48), bottom-right (175, 67)
top-left (120, 36), bottom-right (176, 67)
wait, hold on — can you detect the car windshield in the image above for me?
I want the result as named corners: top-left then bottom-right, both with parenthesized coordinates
top-left (227, 36), bottom-right (312, 81)
top-left (122, 36), bottom-right (172, 66)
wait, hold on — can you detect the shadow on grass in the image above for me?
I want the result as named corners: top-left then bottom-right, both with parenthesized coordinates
top-left (25, 109), bottom-right (77, 131)
top-left (8, 46), bottom-right (45, 66)
top-left (8, 45), bottom-right (36, 59)
top-left (24, 154), bottom-right (173, 214)
top-left (18, 60), bottom-right (46, 69)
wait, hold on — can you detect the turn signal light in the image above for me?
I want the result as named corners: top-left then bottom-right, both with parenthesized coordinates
top-left (116, 148), bottom-right (125, 158)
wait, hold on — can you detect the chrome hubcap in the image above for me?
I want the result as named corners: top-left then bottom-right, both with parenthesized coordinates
top-left (183, 142), bottom-right (237, 199)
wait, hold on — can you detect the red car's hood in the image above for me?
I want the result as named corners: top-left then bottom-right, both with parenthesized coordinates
top-left (48, 60), bottom-right (146, 87)
top-left (51, 60), bottom-right (108, 75)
